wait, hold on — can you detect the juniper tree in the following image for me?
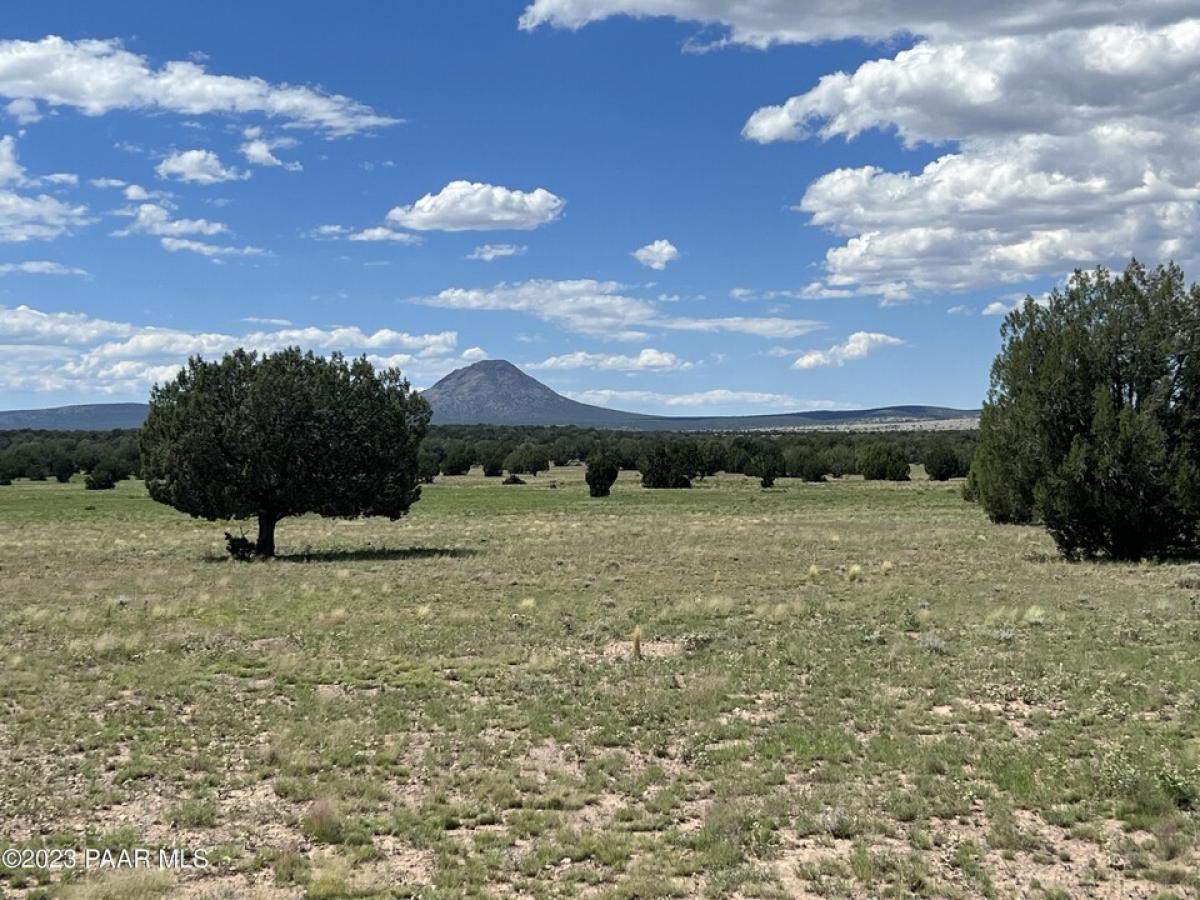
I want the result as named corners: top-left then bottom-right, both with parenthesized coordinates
top-left (141, 348), bottom-right (430, 557)
top-left (972, 259), bottom-right (1200, 559)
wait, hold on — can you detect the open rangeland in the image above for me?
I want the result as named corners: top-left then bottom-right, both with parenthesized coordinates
top-left (1, 469), bottom-right (1198, 899)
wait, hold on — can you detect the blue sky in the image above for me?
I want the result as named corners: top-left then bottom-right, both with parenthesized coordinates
top-left (2, 2), bottom-right (1195, 412)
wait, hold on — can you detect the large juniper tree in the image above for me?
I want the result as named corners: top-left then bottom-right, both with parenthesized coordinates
top-left (141, 348), bottom-right (430, 557)
top-left (972, 260), bottom-right (1200, 560)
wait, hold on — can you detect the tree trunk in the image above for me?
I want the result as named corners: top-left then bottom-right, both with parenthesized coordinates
top-left (256, 512), bottom-right (277, 558)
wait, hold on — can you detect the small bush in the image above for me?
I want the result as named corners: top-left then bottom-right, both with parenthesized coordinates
top-left (224, 531), bottom-right (257, 561)
top-left (924, 443), bottom-right (967, 481)
top-left (858, 443), bottom-right (910, 481)
top-left (639, 442), bottom-right (698, 489)
top-left (502, 474), bottom-right (525, 485)
top-left (585, 450), bottom-right (619, 497)
top-left (301, 798), bottom-right (345, 844)
top-left (84, 464), bottom-right (118, 490)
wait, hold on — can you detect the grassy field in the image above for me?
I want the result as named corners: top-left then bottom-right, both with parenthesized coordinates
top-left (1, 468), bottom-right (1198, 899)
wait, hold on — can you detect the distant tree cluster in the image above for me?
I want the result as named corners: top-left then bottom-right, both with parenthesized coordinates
top-left (0, 430), bottom-right (139, 488)
top-left (3, 419), bottom-right (974, 494)
top-left (416, 425), bottom-right (974, 487)
top-left (971, 260), bottom-right (1200, 560)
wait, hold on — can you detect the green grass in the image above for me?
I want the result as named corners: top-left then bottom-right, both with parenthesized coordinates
top-left (1, 467), bottom-right (1198, 898)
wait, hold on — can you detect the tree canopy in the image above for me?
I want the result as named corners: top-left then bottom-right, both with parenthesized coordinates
top-left (140, 348), bottom-right (430, 557)
top-left (972, 260), bottom-right (1200, 560)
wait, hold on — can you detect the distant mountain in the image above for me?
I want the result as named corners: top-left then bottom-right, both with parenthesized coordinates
top-left (422, 360), bottom-right (979, 430)
top-left (422, 359), bottom-right (659, 426)
top-left (0, 402), bottom-right (149, 431)
top-left (0, 361), bottom-right (980, 432)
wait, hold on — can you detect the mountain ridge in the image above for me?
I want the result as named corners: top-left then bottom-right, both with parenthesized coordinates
top-left (0, 360), bottom-right (980, 431)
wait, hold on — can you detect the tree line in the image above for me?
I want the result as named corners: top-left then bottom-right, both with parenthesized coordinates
top-left (1, 422), bottom-right (974, 490)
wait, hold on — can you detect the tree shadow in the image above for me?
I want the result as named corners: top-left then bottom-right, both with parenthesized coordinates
top-left (204, 546), bottom-right (479, 564)
top-left (278, 546), bottom-right (479, 563)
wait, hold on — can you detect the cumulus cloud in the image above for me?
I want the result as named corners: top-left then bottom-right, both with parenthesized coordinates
top-left (160, 236), bottom-right (266, 257)
top-left (0, 136), bottom-right (90, 241)
top-left (5, 97), bottom-right (41, 124)
top-left (347, 227), bottom-right (421, 244)
top-left (0, 36), bottom-right (397, 135)
top-left (526, 7), bottom-right (1200, 301)
top-left (386, 181), bottom-right (565, 231)
top-left (461, 346), bottom-right (488, 361)
top-left (792, 331), bottom-right (903, 369)
top-left (113, 203), bottom-right (227, 237)
top-left (156, 149), bottom-right (248, 184)
top-left (528, 347), bottom-right (691, 371)
top-left (518, 1), bottom-right (1194, 47)
top-left (0, 302), bottom-right (458, 394)
top-left (311, 223), bottom-right (422, 244)
top-left (566, 388), bottom-right (833, 410)
top-left (417, 278), bottom-right (823, 341)
top-left (632, 238), bottom-right (679, 270)
top-left (468, 243), bottom-right (527, 261)
top-left (746, 19), bottom-right (1200, 299)
top-left (0, 260), bottom-right (88, 277)
top-left (239, 128), bottom-right (302, 170)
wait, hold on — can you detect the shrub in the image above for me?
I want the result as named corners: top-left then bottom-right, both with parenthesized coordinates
top-left (973, 259), bottom-right (1200, 559)
top-left (504, 444), bottom-right (550, 476)
top-left (416, 447), bottom-right (440, 483)
top-left (476, 440), bottom-right (506, 477)
top-left (638, 442), bottom-right (697, 489)
top-left (502, 474), bottom-right (525, 485)
top-left (85, 464), bottom-right (118, 490)
top-left (747, 445), bottom-right (784, 488)
top-left (585, 450), bottom-right (619, 497)
top-left (785, 448), bottom-right (830, 482)
top-left (924, 443), bottom-right (966, 481)
top-left (51, 456), bottom-right (75, 483)
top-left (858, 443), bottom-right (910, 481)
top-left (440, 441), bottom-right (474, 476)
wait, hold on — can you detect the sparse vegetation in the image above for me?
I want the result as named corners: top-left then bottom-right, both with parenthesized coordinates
top-left (3, 466), bottom-right (1196, 897)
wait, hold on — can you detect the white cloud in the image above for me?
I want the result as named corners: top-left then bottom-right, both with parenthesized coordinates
top-left (743, 19), bottom-right (1200, 298)
top-left (524, 7), bottom-right (1200, 301)
top-left (240, 132), bottom-right (302, 170)
top-left (0, 136), bottom-right (90, 241)
top-left (241, 316), bottom-right (292, 326)
top-left (417, 278), bottom-right (823, 341)
top-left (518, 2), bottom-right (1193, 47)
top-left (566, 388), bottom-right (831, 410)
top-left (632, 238), bottom-right (679, 270)
top-left (0, 302), bottom-right (458, 394)
top-left (386, 181), bottom-right (564, 231)
top-left (461, 346), bottom-right (488, 361)
top-left (160, 236), bottom-right (265, 257)
top-left (311, 223), bottom-right (422, 244)
top-left (346, 226), bottom-right (422, 244)
top-left (468, 243), bottom-right (527, 261)
top-left (0, 134), bottom-right (25, 184)
top-left (0, 36), bottom-right (397, 135)
top-left (528, 347), bottom-right (691, 371)
top-left (113, 203), bottom-right (227, 237)
top-left (0, 260), bottom-right (88, 277)
top-left (5, 97), bottom-right (41, 124)
top-left (792, 331), bottom-right (903, 369)
top-left (90, 177), bottom-right (126, 189)
top-left (156, 149), bottom-right (248, 184)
